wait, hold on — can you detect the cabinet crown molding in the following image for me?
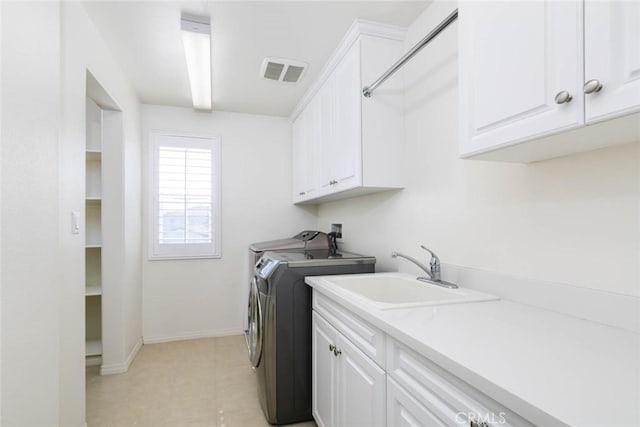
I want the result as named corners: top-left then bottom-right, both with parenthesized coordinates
top-left (290, 19), bottom-right (406, 120)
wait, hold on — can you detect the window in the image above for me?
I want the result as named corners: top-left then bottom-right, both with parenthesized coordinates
top-left (150, 132), bottom-right (220, 259)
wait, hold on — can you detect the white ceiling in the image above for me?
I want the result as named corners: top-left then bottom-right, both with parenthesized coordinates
top-left (82, 1), bottom-right (429, 117)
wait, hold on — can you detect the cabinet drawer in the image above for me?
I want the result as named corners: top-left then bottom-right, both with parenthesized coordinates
top-left (387, 339), bottom-right (533, 427)
top-left (387, 376), bottom-right (446, 427)
top-left (313, 292), bottom-right (385, 367)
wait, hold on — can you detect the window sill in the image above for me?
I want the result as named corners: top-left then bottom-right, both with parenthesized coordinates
top-left (148, 254), bottom-right (221, 261)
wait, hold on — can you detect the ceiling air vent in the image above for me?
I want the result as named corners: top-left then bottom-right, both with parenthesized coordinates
top-left (261, 58), bottom-right (308, 83)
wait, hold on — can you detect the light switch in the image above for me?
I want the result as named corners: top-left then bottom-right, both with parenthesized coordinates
top-left (71, 211), bottom-right (80, 234)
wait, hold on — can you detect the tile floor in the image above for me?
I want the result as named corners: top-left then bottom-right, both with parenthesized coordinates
top-left (86, 335), bottom-right (317, 427)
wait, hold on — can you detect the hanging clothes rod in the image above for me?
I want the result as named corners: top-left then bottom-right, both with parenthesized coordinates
top-left (362, 8), bottom-right (458, 98)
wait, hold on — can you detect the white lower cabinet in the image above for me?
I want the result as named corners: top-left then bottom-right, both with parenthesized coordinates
top-left (386, 339), bottom-right (535, 427)
top-left (313, 311), bottom-right (338, 427)
top-left (337, 333), bottom-right (386, 427)
top-left (312, 291), bottom-right (537, 427)
top-left (312, 312), bottom-right (386, 427)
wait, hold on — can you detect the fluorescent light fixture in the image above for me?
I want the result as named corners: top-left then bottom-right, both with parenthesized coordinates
top-left (181, 13), bottom-right (212, 111)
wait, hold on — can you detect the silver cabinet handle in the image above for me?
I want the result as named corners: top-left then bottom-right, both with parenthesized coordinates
top-left (329, 344), bottom-right (335, 352)
top-left (554, 91), bottom-right (572, 104)
top-left (299, 191), bottom-right (305, 196)
top-left (584, 79), bottom-right (603, 94)
top-left (333, 348), bottom-right (342, 357)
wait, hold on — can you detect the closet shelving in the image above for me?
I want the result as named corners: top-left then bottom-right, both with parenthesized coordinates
top-left (85, 97), bottom-right (103, 365)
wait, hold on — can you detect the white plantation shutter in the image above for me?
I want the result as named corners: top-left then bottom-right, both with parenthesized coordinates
top-left (151, 132), bottom-right (220, 259)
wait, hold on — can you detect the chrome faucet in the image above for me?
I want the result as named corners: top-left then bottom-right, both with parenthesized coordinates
top-left (391, 245), bottom-right (458, 289)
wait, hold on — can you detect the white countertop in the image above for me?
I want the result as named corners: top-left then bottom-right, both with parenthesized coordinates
top-left (306, 273), bottom-right (640, 427)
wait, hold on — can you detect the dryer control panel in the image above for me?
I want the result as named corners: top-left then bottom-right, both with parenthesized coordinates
top-left (256, 257), bottom-right (279, 279)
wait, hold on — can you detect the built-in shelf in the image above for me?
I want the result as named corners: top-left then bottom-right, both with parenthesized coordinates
top-left (86, 339), bottom-right (102, 357)
top-left (86, 285), bottom-right (102, 296)
top-left (86, 157), bottom-right (102, 199)
top-left (86, 150), bottom-right (102, 161)
top-left (86, 200), bottom-right (102, 246)
top-left (85, 95), bottom-right (105, 369)
top-left (85, 197), bottom-right (102, 208)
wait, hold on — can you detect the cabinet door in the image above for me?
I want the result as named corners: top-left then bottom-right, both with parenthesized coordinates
top-left (336, 333), bottom-right (385, 427)
top-left (312, 312), bottom-right (338, 427)
top-left (292, 102), bottom-right (319, 203)
top-left (459, 1), bottom-right (583, 157)
top-left (332, 40), bottom-right (362, 192)
top-left (318, 74), bottom-right (337, 194)
top-left (292, 109), bottom-right (306, 202)
top-left (387, 377), bottom-right (446, 427)
top-left (584, 1), bottom-right (640, 122)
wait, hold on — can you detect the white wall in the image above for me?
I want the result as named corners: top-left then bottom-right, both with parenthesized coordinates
top-left (141, 105), bottom-right (317, 342)
top-left (0, 2), bottom-right (4, 421)
top-left (1, 2), bottom-right (62, 424)
top-left (317, 2), bottom-right (640, 297)
top-left (59, 2), bottom-right (142, 425)
top-left (0, 2), bottom-right (142, 424)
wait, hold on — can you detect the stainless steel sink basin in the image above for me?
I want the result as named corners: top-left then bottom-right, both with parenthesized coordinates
top-left (321, 273), bottom-right (499, 309)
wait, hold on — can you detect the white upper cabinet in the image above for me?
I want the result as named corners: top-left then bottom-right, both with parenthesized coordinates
top-left (317, 72), bottom-right (340, 194)
top-left (329, 40), bottom-right (362, 193)
top-left (459, 1), bottom-right (583, 157)
top-left (584, 0), bottom-right (640, 123)
top-left (291, 20), bottom-right (405, 204)
top-left (459, 0), bottom-right (640, 163)
top-left (292, 99), bottom-right (319, 199)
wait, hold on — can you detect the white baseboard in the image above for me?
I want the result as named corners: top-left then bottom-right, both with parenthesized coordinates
top-left (143, 328), bottom-right (243, 344)
top-left (100, 337), bottom-right (143, 375)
